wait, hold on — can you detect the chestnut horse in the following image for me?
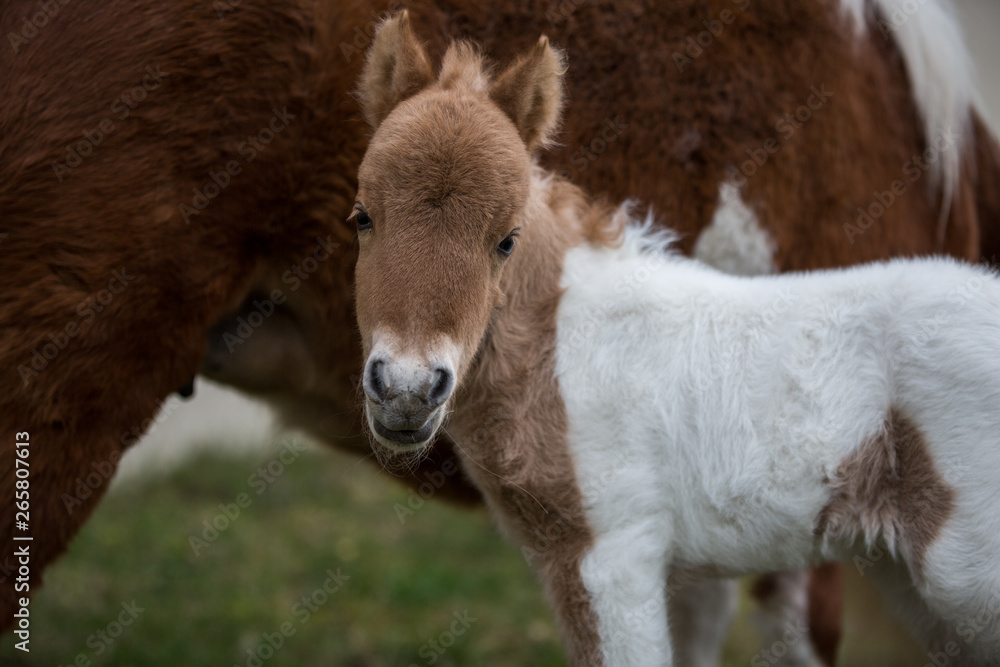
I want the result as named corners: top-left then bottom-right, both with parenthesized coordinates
top-left (351, 18), bottom-right (1000, 666)
top-left (2, 0), bottom-right (997, 661)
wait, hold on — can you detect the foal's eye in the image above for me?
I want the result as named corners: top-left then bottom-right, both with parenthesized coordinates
top-left (496, 230), bottom-right (519, 257)
top-left (355, 209), bottom-right (372, 232)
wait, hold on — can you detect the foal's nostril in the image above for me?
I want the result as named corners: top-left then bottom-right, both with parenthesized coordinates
top-left (364, 358), bottom-right (389, 403)
top-left (427, 366), bottom-right (454, 407)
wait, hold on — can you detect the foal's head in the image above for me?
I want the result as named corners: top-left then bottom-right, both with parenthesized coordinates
top-left (353, 12), bottom-right (565, 452)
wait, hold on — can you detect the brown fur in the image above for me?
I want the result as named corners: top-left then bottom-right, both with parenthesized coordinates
top-left (751, 565), bottom-right (842, 666)
top-left (488, 35), bottom-right (567, 150)
top-left (358, 11), bottom-right (436, 129)
top-left (447, 178), bottom-right (605, 664)
top-left (354, 81), bottom-right (532, 368)
top-left (807, 562), bottom-right (844, 665)
top-left (2, 0), bottom-right (999, 655)
top-left (1, 0), bottom-right (358, 628)
top-left (354, 22), bottom-right (601, 661)
top-left (816, 408), bottom-right (956, 579)
top-left (971, 111), bottom-right (1000, 265)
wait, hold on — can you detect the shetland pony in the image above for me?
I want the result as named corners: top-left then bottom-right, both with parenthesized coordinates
top-left (4, 0), bottom-right (1000, 659)
top-left (353, 14), bottom-right (1000, 666)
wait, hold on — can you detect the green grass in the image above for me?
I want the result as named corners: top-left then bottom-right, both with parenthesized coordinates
top-left (0, 442), bottom-right (926, 666)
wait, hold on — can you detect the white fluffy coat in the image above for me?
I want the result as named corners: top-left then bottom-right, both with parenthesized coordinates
top-left (555, 221), bottom-right (1000, 666)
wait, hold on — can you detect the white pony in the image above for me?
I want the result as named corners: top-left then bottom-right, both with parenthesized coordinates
top-left (351, 13), bottom-right (1000, 666)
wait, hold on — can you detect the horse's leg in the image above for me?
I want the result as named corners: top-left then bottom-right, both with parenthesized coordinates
top-left (863, 558), bottom-right (988, 663)
top-left (806, 564), bottom-right (843, 666)
top-left (578, 524), bottom-right (673, 666)
top-left (668, 578), bottom-right (738, 667)
top-left (861, 546), bottom-right (1000, 666)
top-left (750, 570), bottom-right (826, 667)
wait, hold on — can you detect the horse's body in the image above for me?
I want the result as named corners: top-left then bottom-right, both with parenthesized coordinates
top-left (2, 0), bottom-right (999, 658)
top-left (559, 225), bottom-right (1000, 664)
top-left (352, 16), bottom-right (1000, 665)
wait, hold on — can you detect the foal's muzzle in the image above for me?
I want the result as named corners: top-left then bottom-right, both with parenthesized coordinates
top-left (363, 352), bottom-right (455, 451)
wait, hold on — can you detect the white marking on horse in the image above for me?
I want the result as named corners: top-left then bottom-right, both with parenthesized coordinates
top-left (694, 182), bottom-right (776, 276)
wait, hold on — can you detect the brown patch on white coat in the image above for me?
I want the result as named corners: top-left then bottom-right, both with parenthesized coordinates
top-left (816, 407), bottom-right (956, 580)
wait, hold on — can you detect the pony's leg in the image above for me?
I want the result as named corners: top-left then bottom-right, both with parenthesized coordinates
top-left (862, 558), bottom-right (966, 659)
top-left (749, 571), bottom-right (825, 667)
top-left (806, 564), bottom-right (843, 666)
top-left (668, 578), bottom-right (738, 667)
top-left (580, 525), bottom-right (673, 667)
top-left (865, 555), bottom-right (1000, 665)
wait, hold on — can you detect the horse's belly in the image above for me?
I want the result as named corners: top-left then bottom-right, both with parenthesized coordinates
top-left (669, 505), bottom-right (825, 576)
top-left (565, 419), bottom-right (829, 577)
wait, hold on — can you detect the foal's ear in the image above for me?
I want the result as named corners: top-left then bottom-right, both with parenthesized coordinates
top-left (489, 36), bottom-right (567, 152)
top-left (358, 11), bottom-right (435, 129)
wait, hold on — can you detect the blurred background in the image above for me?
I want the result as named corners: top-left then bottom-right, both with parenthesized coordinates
top-left (2, 1), bottom-right (998, 665)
